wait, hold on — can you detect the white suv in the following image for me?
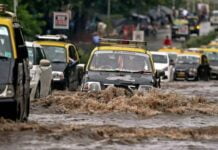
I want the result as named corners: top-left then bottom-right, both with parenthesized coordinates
top-left (26, 42), bottom-right (52, 100)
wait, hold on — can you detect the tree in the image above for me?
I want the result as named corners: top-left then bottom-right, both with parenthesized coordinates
top-left (0, 0), bottom-right (45, 39)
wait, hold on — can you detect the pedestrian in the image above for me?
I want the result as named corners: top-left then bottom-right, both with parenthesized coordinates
top-left (163, 35), bottom-right (172, 47)
top-left (198, 55), bottom-right (211, 81)
top-left (92, 32), bottom-right (100, 46)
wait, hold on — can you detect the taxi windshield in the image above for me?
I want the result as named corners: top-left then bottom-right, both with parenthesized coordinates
top-left (176, 55), bottom-right (200, 64)
top-left (204, 51), bottom-right (218, 62)
top-left (168, 53), bottom-right (177, 62)
top-left (89, 50), bottom-right (152, 72)
top-left (43, 46), bottom-right (66, 63)
top-left (0, 26), bottom-right (12, 58)
top-left (152, 54), bottom-right (168, 64)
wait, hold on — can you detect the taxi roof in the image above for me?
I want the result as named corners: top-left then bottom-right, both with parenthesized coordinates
top-left (201, 47), bottom-right (218, 52)
top-left (159, 47), bottom-right (183, 54)
top-left (36, 41), bottom-right (70, 47)
top-left (179, 51), bottom-right (202, 57)
top-left (93, 46), bottom-right (147, 54)
top-left (0, 17), bottom-right (13, 26)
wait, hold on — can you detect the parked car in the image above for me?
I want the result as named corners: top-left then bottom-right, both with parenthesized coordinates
top-left (0, 4), bottom-right (30, 120)
top-left (174, 53), bottom-right (202, 81)
top-left (26, 42), bottom-right (52, 101)
top-left (36, 35), bottom-right (84, 91)
top-left (81, 39), bottom-right (164, 92)
top-left (151, 51), bottom-right (174, 81)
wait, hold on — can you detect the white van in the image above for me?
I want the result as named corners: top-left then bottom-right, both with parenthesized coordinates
top-left (151, 52), bottom-right (174, 82)
top-left (210, 10), bottom-right (218, 25)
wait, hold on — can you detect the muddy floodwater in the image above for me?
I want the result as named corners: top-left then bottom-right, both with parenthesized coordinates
top-left (1, 81), bottom-right (218, 150)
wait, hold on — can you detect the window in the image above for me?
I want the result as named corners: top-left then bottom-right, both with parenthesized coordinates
top-left (43, 46), bottom-right (66, 63)
top-left (89, 51), bottom-right (152, 72)
top-left (14, 27), bottom-right (28, 59)
top-left (0, 26), bottom-right (12, 58)
top-left (35, 47), bottom-right (44, 65)
top-left (69, 46), bottom-right (78, 61)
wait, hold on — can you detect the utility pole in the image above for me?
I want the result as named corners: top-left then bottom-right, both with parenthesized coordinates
top-left (13, 0), bottom-right (17, 15)
top-left (107, 0), bottom-right (111, 21)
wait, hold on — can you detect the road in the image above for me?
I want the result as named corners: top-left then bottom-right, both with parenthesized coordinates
top-left (146, 21), bottom-right (215, 51)
top-left (0, 81), bottom-right (218, 150)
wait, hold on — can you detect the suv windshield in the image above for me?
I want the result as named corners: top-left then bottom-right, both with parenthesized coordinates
top-left (89, 50), bottom-right (152, 72)
top-left (152, 54), bottom-right (168, 64)
top-left (177, 55), bottom-right (200, 64)
top-left (0, 26), bottom-right (12, 58)
top-left (43, 46), bottom-right (66, 63)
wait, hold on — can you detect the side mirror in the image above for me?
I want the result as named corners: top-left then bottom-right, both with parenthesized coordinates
top-left (169, 59), bottom-right (175, 66)
top-left (29, 61), bottom-right (33, 69)
top-left (40, 59), bottom-right (51, 67)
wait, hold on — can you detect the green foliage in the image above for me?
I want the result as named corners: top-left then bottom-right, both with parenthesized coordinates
top-left (17, 4), bottom-right (45, 39)
top-left (183, 31), bottom-right (218, 48)
top-left (0, 0), bottom-right (45, 39)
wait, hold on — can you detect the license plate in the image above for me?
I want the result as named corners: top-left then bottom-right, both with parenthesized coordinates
top-left (178, 72), bottom-right (185, 77)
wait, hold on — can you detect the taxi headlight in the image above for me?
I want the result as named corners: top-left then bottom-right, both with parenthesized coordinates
top-left (189, 68), bottom-right (197, 74)
top-left (52, 71), bottom-right (64, 81)
top-left (82, 82), bottom-right (101, 92)
top-left (0, 85), bottom-right (15, 98)
top-left (138, 85), bottom-right (153, 92)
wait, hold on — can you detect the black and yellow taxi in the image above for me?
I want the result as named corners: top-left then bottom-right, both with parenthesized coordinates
top-left (0, 4), bottom-right (30, 120)
top-left (36, 35), bottom-right (83, 91)
top-left (81, 39), bottom-right (163, 92)
top-left (174, 52), bottom-right (202, 81)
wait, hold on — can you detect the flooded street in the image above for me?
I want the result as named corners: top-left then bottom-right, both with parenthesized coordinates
top-left (0, 81), bottom-right (218, 150)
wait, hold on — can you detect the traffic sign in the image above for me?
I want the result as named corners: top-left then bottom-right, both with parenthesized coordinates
top-left (53, 12), bottom-right (69, 29)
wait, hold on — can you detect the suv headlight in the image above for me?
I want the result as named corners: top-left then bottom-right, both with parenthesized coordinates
top-left (82, 82), bottom-right (101, 92)
top-left (0, 85), bottom-right (15, 98)
top-left (52, 71), bottom-right (64, 81)
top-left (138, 85), bottom-right (153, 92)
top-left (189, 68), bottom-right (197, 73)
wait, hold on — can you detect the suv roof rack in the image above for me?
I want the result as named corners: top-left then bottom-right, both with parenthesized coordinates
top-left (36, 34), bottom-right (68, 41)
top-left (0, 4), bottom-right (16, 19)
top-left (99, 38), bottom-right (147, 48)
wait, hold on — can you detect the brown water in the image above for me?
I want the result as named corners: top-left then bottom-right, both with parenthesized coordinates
top-left (1, 81), bottom-right (218, 150)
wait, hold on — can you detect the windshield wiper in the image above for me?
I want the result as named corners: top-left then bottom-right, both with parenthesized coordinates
top-left (131, 70), bottom-right (152, 74)
top-left (0, 56), bottom-right (9, 59)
